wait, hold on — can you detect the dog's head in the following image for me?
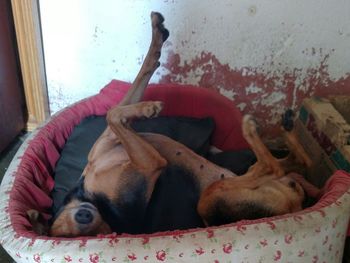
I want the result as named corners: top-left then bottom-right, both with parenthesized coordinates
top-left (198, 173), bottom-right (306, 226)
top-left (50, 177), bottom-right (112, 237)
top-left (50, 199), bottom-right (111, 237)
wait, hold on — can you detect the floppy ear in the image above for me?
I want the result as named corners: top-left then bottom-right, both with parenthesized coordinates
top-left (27, 209), bottom-right (49, 235)
top-left (27, 209), bottom-right (39, 221)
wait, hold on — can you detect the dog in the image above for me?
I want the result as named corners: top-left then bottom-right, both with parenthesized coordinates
top-left (49, 12), bottom-right (321, 237)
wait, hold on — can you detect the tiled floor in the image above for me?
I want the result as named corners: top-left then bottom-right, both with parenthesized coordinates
top-left (0, 132), bottom-right (29, 263)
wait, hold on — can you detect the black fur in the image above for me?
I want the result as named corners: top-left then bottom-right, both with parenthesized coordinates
top-left (281, 109), bottom-right (294, 132)
top-left (205, 199), bottom-right (274, 226)
top-left (302, 193), bottom-right (318, 209)
top-left (208, 150), bottom-right (256, 175)
top-left (50, 177), bottom-right (88, 224)
top-left (144, 165), bottom-right (204, 233)
top-left (54, 166), bottom-right (204, 234)
top-left (53, 173), bottom-right (148, 234)
top-left (93, 186), bottom-right (147, 235)
top-left (62, 177), bottom-right (88, 204)
top-left (100, 171), bottom-right (148, 234)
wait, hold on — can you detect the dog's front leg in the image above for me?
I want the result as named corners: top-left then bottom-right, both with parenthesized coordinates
top-left (105, 101), bottom-right (168, 201)
top-left (84, 12), bottom-right (168, 167)
top-left (242, 115), bottom-right (284, 178)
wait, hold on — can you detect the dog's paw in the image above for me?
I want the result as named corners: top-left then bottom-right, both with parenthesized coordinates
top-left (151, 12), bottom-right (164, 24)
top-left (142, 101), bottom-right (164, 118)
top-left (242, 114), bottom-right (258, 137)
top-left (281, 109), bottom-right (294, 131)
top-left (151, 12), bottom-right (169, 42)
top-left (106, 107), bottom-right (127, 125)
top-left (27, 209), bottom-right (49, 235)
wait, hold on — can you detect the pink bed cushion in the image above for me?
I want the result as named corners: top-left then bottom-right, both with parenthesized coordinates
top-left (7, 80), bottom-right (350, 239)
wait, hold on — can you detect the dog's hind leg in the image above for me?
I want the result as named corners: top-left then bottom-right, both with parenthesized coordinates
top-left (119, 12), bottom-right (169, 106)
top-left (280, 110), bottom-right (312, 170)
top-left (242, 115), bottom-right (284, 178)
top-left (106, 101), bottom-right (168, 200)
top-left (85, 12), bottom-right (168, 163)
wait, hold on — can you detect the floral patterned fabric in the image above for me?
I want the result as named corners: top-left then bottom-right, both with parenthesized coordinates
top-left (0, 80), bottom-right (349, 262)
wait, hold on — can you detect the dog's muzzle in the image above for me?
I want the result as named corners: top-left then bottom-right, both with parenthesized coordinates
top-left (74, 202), bottom-right (97, 224)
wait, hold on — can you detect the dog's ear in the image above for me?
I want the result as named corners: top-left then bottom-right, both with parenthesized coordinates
top-left (27, 209), bottom-right (39, 221)
top-left (27, 209), bottom-right (49, 235)
top-left (287, 173), bottom-right (322, 199)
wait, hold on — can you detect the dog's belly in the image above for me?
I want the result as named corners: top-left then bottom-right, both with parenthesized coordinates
top-left (83, 144), bottom-right (131, 200)
top-left (86, 145), bottom-right (129, 173)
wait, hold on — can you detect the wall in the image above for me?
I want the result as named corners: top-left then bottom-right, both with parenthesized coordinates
top-left (40, 0), bottom-right (350, 137)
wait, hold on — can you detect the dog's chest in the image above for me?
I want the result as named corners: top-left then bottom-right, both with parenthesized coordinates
top-left (84, 145), bottom-right (129, 174)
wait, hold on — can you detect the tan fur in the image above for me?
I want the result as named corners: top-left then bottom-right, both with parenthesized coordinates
top-left (139, 133), bottom-right (235, 191)
top-left (27, 210), bottom-right (49, 235)
top-left (50, 200), bottom-right (111, 237)
top-left (197, 115), bottom-right (307, 224)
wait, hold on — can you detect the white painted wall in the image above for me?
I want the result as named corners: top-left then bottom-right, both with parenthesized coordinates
top-left (40, 0), bottom-right (350, 115)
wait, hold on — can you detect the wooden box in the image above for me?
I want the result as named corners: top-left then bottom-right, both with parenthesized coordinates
top-left (295, 96), bottom-right (350, 187)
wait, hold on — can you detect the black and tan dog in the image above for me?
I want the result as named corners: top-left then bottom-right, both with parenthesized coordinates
top-left (49, 12), bottom-right (320, 237)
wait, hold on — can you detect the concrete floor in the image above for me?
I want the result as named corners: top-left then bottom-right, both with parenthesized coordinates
top-left (0, 132), bottom-right (28, 263)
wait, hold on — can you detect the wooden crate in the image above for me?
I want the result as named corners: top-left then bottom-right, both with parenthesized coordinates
top-left (295, 96), bottom-right (350, 187)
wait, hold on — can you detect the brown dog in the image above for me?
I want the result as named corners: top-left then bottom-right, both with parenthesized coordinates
top-left (50, 12), bottom-right (320, 237)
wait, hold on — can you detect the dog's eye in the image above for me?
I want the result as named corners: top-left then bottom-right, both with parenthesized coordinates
top-left (288, 181), bottom-right (297, 189)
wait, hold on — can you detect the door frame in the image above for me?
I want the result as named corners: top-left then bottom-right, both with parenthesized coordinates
top-left (11, 0), bottom-right (49, 131)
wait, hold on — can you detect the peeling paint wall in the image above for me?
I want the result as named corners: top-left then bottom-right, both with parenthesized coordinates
top-left (40, 0), bottom-right (350, 137)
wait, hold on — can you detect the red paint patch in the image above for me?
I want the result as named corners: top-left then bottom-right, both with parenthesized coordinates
top-left (160, 51), bottom-right (350, 138)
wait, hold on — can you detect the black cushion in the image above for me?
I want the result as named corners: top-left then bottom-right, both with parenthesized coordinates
top-left (52, 116), bottom-right (215, 214)
top-left (207, 150), bottom-right (257, 175)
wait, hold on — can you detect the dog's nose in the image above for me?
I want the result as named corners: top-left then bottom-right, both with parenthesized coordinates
top-left (75, 209), bottom-right (93, 224)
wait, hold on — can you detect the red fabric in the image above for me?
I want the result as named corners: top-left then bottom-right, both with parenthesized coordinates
top-left (143, 84), bottom-right (249, 150)
top-left (100, 80), bottom-right (249, 150)
top-left (8, 79), bottom-right (350, 239)
top-left (9, 80), bottom-right (129, 237)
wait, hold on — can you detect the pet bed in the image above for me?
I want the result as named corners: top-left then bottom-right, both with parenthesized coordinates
top-left (0, 80), bottom-right (349, 262)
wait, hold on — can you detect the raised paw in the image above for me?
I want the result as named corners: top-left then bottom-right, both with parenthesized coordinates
top-left (141, 101), bottom-right (164, 118)
top-left (151, 12), bottom-right (169, 42)
top-left (281, 109), bottom-right (294, 132)
top-left (242, 114), bottom-right (258, 139)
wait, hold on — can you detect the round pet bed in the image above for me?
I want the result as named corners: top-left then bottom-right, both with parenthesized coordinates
top-left (0, 80), bottom-right (349, 263)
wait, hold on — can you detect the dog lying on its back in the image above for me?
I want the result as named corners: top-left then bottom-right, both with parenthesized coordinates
top-left (48, 12), bottom-right (321, 237)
